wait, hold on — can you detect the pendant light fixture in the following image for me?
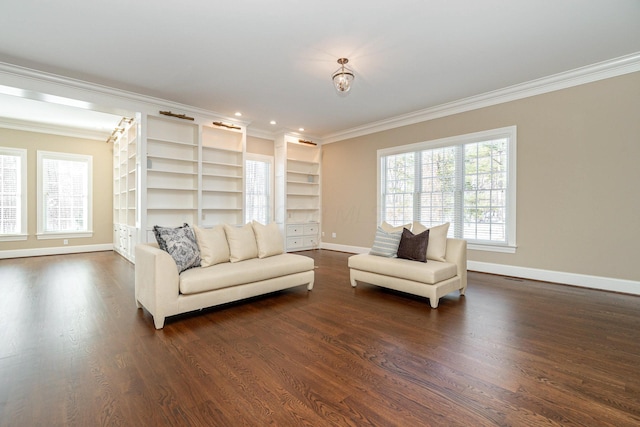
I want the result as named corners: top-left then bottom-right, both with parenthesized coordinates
top-left (332, 58), bottom-right (355, 94)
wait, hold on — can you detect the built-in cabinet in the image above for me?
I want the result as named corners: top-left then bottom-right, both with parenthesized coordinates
top-left (275, 134), bottom-right (321, 251)
top-left (201, 125), bottom-right (244, 227)
top-left (112, 117), bottom-right (138, 262)
top-left (143, 115), bottom-right (199, 241)
top-left (139, 113), bottom-right (246, 243)
top-left (114, 110), bottom-right (322, 261)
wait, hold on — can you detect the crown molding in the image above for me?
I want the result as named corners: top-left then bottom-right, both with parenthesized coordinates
top-left (0, 62), bottom-right (249, 126)
top-left (322, 52), bottom-right (640, 144)
top-left (0, 117), bottom-right (108, 141)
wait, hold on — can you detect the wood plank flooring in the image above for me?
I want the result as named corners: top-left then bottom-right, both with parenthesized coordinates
top-left (0, 249), bottom-right (639, 426)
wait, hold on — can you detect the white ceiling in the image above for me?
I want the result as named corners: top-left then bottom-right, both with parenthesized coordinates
top-left (1, 0), bottom-right (639, 138)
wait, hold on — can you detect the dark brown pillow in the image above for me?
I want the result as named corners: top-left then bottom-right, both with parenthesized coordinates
top-left (396, 228), bottom-right (429, 262)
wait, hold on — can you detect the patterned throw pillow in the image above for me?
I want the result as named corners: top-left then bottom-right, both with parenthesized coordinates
top-left (369, 226), bottom-right (403, 257)
top-left (153, 223), bottom-right (201, 273)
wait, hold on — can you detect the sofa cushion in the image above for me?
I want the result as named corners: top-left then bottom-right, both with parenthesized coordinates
top-left (348, 253), bottom-right (457, 285)
top-left (369, 226), bottom-right (403, 257)
top-left (252, 221), bottom-right (284, 258)
top-left (194, 225), bottom-right (230, 267)
top-left (179, 253), bottom-right (314, 295)
top-left (153, 223), bottom-right (201, 273)
top-left (224, 223), bottom-right (258, 263)
top-left (396, 228), bottom-right (429, 262)
top-left (412, 222), bottom-right (450, 262)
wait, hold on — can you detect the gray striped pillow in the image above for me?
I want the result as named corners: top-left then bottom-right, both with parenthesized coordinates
top-left (369, 226), bottom-right (403, 257)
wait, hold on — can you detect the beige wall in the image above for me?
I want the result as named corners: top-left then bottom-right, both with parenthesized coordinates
top-left (0, 128), bottom-right (113, 251)
top-left (321, 72), bottom-right (640, 282)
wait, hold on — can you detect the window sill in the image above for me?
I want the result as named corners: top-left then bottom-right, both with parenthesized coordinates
top-left (37, 231), bottom-right (93, 240)
top-left (468, 243), bottom-right (517, 254)
top-left (0, 234), bottom-right (28, 242)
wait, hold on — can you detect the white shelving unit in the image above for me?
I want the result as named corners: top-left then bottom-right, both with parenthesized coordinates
top-left (275, 133), bottom-right (321, 251)
top-left (113, 117), bottom-right (138, 262)
top-left (143, 115), bottom-right (199, 242)
top-left (201, 125), bottom-right (245, 227)
top-left (137, 114), bottom-right (247, 243)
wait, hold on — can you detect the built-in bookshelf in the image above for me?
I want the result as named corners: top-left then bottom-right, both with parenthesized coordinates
top-left (201, 125), bottom-right (245, 227)
top-left (275, 134), bottom-right (321, 251)
top-left (112, 117), bottom-right (138, 262)
top-left (143, 115), bottom-right (199, 241)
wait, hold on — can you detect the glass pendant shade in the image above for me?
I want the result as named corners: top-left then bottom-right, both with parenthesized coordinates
top-left (332, 58), bottom-right (355, 93)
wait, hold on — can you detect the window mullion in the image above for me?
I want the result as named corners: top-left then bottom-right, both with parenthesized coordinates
top-left (414, 151), bottom-right (421, 223)
top-left (453, 144), bottom-right (464, 239)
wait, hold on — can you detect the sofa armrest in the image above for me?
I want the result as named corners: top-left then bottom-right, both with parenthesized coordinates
top-left (135, 243), bottom-right (180, 329)
top-left (445, 238), bottom-right (467, 291)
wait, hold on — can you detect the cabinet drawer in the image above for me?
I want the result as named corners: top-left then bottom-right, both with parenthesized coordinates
top-left (287, 237), bottom-right (304, 248)
top-left (303, 236), bottom-right (318, 248)
top-left (287, 224), bottom-right (304, 236)
top-left (303, 223), bottom-right (318, 235)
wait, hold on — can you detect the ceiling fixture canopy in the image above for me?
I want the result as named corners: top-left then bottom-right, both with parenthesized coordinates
top-left (332, 58), bottom-right (355, 94)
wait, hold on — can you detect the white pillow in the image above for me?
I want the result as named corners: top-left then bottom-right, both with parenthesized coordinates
top-left (251, 221), bottom-right (284, 258)
top-left (412, 222), bottom-right (450, 262)
top-left (381, 221), bottom-right (411, 233)
top-left (224, 223), bottom-right (258, 263)
top-left (194, 225), bottom-right (230, 267)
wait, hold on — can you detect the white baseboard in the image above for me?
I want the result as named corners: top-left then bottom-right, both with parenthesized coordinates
top-left (468, 261), bottom-right (639, 296)
top-left (320, 242), bottom-right (640, 296)
top-left (0, 243), bottom-right (114, 259)
top-left (320, 242), bottom-right (369, 254)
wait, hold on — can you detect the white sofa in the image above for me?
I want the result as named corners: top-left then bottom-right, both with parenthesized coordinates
top-left (135, 222), bottom-right (314, 329)
top-left (348, 232), bottom-right (467, 308)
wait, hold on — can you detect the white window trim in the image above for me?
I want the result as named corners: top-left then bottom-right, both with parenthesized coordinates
top-left (245, 153), bottom-right (274, 224)
top-left (377, 126), bottom-right (517, 253)
top-left (0, 146), bottom-right (28, 241)
top-left (37, 150), bottom-right (93, 240)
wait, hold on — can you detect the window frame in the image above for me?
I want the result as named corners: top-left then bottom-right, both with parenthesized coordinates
top-left (377, 126), bottom-right (517, 253)
top-left (0, 146), bottom-right (28, 241)
top-left (37, 150), bottom-right (93, 239)
top-left (244, 153), bottom-right (274, 225)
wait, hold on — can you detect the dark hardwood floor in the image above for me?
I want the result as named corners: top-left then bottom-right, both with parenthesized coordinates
top-left (0, 249), bottom-right (639, 426)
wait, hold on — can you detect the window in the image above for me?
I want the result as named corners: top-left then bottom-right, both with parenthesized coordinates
top-left (37, 151), bottom-right (93, 239)
top-left (0, 147), bottom-right (27, 241)
top-left (379, 126), bottom-right (516, 252)
top-left (245, 154), bottom-right (273, 224)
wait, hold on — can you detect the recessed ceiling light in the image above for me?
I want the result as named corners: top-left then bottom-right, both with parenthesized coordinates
top-left (270, 120), bottom-right (276, 125)
top-left (234, 112), bottom-right (242, 117)
top-left (298, 128), bottom-right (305, 132)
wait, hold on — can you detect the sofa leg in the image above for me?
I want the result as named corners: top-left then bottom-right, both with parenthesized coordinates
top-left (459, 287), bottom-right (466, 296)
top-left (135, 299), bottom-right (142, 309)
top-left (153, 316), bottom-right (165, 329)
top-left (307, 279), bottom-right (315, 291)
top-left (430, 298), bottom-right (439, 308)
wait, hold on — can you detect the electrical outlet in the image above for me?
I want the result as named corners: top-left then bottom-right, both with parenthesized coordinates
top-left (321, 231), bottom-right (325, 237)
top-left (63, 239), bottom-right (68, 245)
top-left (332, 232), bottom-right (336, 238)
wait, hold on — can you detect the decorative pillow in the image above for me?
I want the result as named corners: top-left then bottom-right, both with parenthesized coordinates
top-left (381, 221), bottom-right (411, 233)
top-left (251, 221), bottom-right (284, 259)
top-left (194, 225), bottom-right (230, 267)
top-left (224, 223), bottom-right (258, 263)
top-left (396, 228), bottom-right (429, 262)
top-left (369, 226), bottom-right (403, 257)
top-left (412, 222), bottom-right (450, 262)
top-left (153, 223), bottom-right (201, 273)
